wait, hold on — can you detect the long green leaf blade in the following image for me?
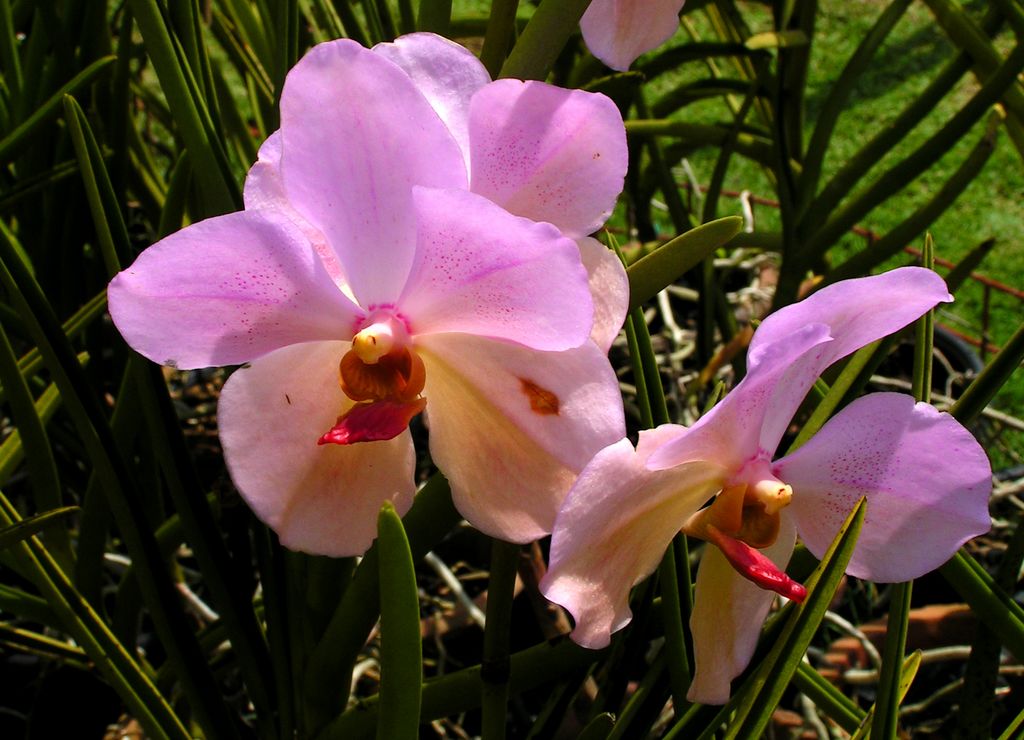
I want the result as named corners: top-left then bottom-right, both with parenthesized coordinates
top-left (376, 501), bottom-right (423, 740)
top-left (627, 217), bottom-right (743, 311)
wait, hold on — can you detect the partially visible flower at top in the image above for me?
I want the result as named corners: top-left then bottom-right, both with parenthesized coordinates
top-left (541, 267), bottom-right (992, 704)
top-left (581, 0), bottom-right (687, 71)
top-left (108, 34), bottom-right (630, 556)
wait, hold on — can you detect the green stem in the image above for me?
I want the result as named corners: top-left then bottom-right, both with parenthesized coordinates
top-left (480, 0), bottom-right (520, 78)
top-left (481, 540), bottom-right (520, 739)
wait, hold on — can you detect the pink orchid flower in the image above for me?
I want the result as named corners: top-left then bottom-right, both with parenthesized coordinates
top-left (541, 267), bottom-right (992, 704)
top-left (581, 0), bottom-right (687, 71)
top-left (108, 34), bottom-right (630, 557)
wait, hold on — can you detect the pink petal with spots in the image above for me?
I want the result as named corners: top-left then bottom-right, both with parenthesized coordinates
top-left (107, 210), bottom-right (361, 369)
top-left (577, 237), bottom-right (629, 353)
top-left (280, 39), bottom-right (467, 307)
top-left (688, 515), bottom-right (797, 704)
top-left (419, 334), bottom-right (626, 542)
top-left (580, 0), bottom-right (686, 71)
top-left (468, 80), bottom-right (627, 238)
top-left (242, 131), bottom-right (349, 289)
top-left (373, 33), bottom-right (491, 166)
top-left (399, 187), bottom-right (594, 351)
top-left (218, 341), bottom-right (416, 557)
top-left (776, 393), bottom-right (992, 582)
top-left (541, 433), bottom-right (726, 649)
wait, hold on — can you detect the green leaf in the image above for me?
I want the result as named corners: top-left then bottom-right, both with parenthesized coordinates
top-left (852, 651), bottom-right (921, 739)
top-left (578, 713), bottom-right (615, 740)
top-left (725, 499), bottom-right (867, 737)
top-left (0, 491), bottom-right (188, 739)
top-left (940, 552), bottom-right (1024, 663)
top-left (0, 225), bottom-right (241, 740)
top-left (63, 94), bottom-right (130, 272)
top-left (627, 217), bottom-right (743, 311)
top-left (626, 119), bottom-right (777, 167)
top-left (499, 0), bottom-right (591, 81)
top-left (798, 0), bottom-right (912, 212)
top-left (0, 55), bottom-right (115, 163)
top-left (322, 635), bottom-right (608, 738)
top-left (945, 237), bottom-right (996, 293)
top-left (924, 0), bottom-right (1024, 162)
top-left (375, 501), bottom-right (423, 740)
top-left (802, 41), bottom-right (1024, 260)
top-left (417, 0), bottom-right (452, 34)
top-left (479, 0), bottom-right (519, 77)
top-left (827, 118), bottom-right (997, 283)
top-left (871, 581), bottom-right (915, 738)
top-left (0, 506), bottom-right (78, 551)
top-left (0, 319), bottom-right (71, 567)
top-left (744, 30), bottom-right (808, 49)
top-left (304, 474), bottom-right (460, 732)
top-left (481, 540), bottom-right (520, 740)
top-left (127, 0), bottom-right (241, 215)
top-left (951, 319), bottom-right (1024, 427)
top-left (792, 662), bottom-right (865, 733)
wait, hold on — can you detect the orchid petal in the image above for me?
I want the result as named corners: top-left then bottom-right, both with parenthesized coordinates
top-left (400, 187), bottom-right (594, 351)
top-left (107, 211), bottom-right (361, 369)
top-left (541, 434), bottom-right (726, 649)
top-left (418, 334), bottom-right (627, 543)
top-left (242, 132), bottom-right (349, 289)
top-left (750, 268), bottom-right (951, 371)
top-left (242, 131), bottom-right (285, 211)
top-left (373, 33), bottom-right (490, 164)
top-left (776, 393), bottom-right (992, 582)
top-left (468, 80), bottom-right (627, 238)
top-left (653, 268), bottom-right (954, 468)
top-left (279, 39), bottom-right (467, 306)
top-left (577, 237), bottom-right (629, 352)
top-left (750, 267), bottom-right (951, 452)
top-left (688, 515), bottom-right (797, 705)
top-left (648, 323), bottom-right (833, 472)
top-left (580, 0), bottom-right (686, 72)
top-left (218, 341), bottom-right (416, 557)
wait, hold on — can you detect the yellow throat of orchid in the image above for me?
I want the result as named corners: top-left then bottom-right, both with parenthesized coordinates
top-left (318, 315), bottom-right (427, 446)
top-left (682, 461), bottom-right (805, 602)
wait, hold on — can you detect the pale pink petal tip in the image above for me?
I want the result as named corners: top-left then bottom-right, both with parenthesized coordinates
top-left (468, 79), bottom-right (627, 238)
top-left (580, 0), bottom-right (687, 72)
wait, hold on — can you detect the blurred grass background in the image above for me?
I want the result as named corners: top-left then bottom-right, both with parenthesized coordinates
top-left (640, 0), bottom-right (1023, 431)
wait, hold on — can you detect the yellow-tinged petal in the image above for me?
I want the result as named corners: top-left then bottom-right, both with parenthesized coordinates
top-left (218, 341), bottom-right (416, 557)
top-left (688, 514), bottom-right (797, 704)
top-left (542, 434), bottom-right (727, 649)
top-left (417, 333), bottom-right (625, 542)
